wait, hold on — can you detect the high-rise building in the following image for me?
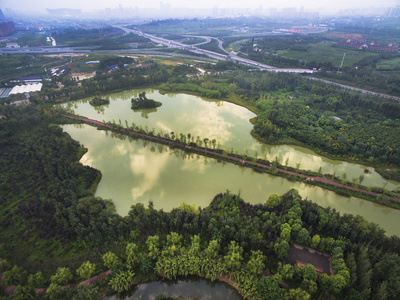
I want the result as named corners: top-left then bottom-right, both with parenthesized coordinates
top-left (386, 6), bottom-right (400, 17)
top-left (0, 9), bottom-right (16, 37)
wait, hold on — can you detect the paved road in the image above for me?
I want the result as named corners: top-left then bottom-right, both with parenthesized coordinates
top-left (308, 77), bottom-right (400, 100)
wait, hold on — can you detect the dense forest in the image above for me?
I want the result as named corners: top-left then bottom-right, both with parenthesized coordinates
top-left (229, 71), bottom-right (400, 166)
top-left (1, 102), bottom-right (400, 299)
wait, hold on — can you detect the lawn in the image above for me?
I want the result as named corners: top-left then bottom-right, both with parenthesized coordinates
top-left (278, 42), bottom-right (381, 67)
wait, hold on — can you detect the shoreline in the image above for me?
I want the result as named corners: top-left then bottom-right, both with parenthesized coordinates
top-left (61, 114), bottom-right (400, 210)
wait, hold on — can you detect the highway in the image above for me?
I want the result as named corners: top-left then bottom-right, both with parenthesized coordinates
top-left (114, 25), bottom-right (286, 70)
top-left (1, 27), bottom-right (398, 99)
top-left (0, 26), bottom-right (310, 72)
top-left (308, 77), bottom-right (400, 100)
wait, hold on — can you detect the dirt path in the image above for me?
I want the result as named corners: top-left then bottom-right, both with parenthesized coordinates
top-left (62, 114), bottom-right (400, 203)
top-left (0, 269), bottom-right (112, 295)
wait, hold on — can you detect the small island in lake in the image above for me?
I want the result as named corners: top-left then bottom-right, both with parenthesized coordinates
top-left (89, 96), bottom-right (110, 106)
top-left (131, 92), bottom-right (162, 109)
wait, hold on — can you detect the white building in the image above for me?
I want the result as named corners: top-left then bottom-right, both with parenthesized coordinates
top-left (6, 42), bottom-right (20, 48)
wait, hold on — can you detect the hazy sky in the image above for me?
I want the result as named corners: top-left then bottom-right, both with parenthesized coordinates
top-left (1, 0), bottom-right (398, 12)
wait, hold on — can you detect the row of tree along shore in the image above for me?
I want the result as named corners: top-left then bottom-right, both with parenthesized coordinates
top-left (62, 114), bottom-right (400, 210)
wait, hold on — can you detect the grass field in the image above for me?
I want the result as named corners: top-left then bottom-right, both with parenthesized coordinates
top-left (226, 39), bottom-right (250, 52)
top-left (376, 57), bottom-right (400, 70)
top-left (278, 42), bottom-right (381, 67)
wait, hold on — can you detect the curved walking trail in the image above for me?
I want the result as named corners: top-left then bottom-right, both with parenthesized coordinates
top-left (62, 114), bottom-right (400, 204)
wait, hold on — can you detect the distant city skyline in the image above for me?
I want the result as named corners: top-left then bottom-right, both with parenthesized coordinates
top-left (1, 0), bottom-right (399, 14)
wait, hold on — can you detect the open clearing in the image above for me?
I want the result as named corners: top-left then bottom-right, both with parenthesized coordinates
top-left (287, 243), bottom-right (332, 276)
top-left (376, 57), bottom-right (400, 70)
top-left (278, 42), bottom-right (380, 67)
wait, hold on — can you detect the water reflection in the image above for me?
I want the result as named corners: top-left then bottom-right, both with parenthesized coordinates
top-left (140, 108), bottom-right (158, 119)
top-left (63, 124), bottom-right (400, 236)
top-left (59, 89), bottom-right (399, 190)
top-left (104, 277), bottom-right (242, 300)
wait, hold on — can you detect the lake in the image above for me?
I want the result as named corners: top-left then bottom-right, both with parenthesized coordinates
top-left (104, 277), bottom-right (242, 300)
top-left (61, 89), bottom-right (400, 236)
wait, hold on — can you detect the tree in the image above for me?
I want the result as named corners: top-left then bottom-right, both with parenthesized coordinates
top-left (126, 243), bottom-right (141, 267)
top-left (310, 234), bottom-right (320, 249)
top-left (1, 265), bottom-right (27, 286)
top-left (330, 274), bottom-right (347, 294)
top-left (14, 285), bottom-right (36, 300)
top-left (108, 270), bottom-right (134, 294)
top-left (266, 193), bottom-right (282, 208)
top-left (51, 267), bottom-right (73, 286)
top-left (247, 250), bottom-right (266, 275)
top-left (102, 251), bottom-right (119, 270)
top-left (257, 276), bottom-right (282, 300)
top-left (212, 138), bottom-right (216, 149)
top-left (357, 248), bottom-right (371, 298)
top-left (166, 232), bottom-right (183, 248)
top-left (284, 287), bottom-right (310, 300)
top-left (146, 235), bottom-right (160, 258)
top-left (296, 228), bottom-right (310, 245)
top-left (281, 228), bottom-right (291, 242)
top-left (203, 138), bottom-right (209, 148)
top-left (189, 235), bottom-right (201, 254)
top-left (76, 261), bottom-right (96, 280)
top-left (301, 279), bottom-right (317, 295)
top-left (318, 273), bottom-right (331, 291)
top-left (28, 271), bottom-right (45, 288)
top-left (359, 174), bottom-right (365, 185)
top-left (204, 239), bottom-right (220, 259)
top-left (278, 263), bottom-right (295, 280)
top-left (74, 284), bottom-right (99, 300)
top-left (346, 252), bottom-right (357, 287)
top-left (374, 281), bottom-right (388, 300)
top-left (0, 259), bottom-right (12, 273)
top-left (225, 241), bottom-right (243, 270)
top-left (46, 283), bottom-right (63, 300)
top-left (302, 264), bottom-right (317, 282)
top-left (274, 241), bottom-right (289, 260)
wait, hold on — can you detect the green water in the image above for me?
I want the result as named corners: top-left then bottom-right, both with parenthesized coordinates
top-left (104, 277), bottom-right (242, 300)
top-left (60, 89), bottom-right (400, 236)
top-left (62, 89), bottom-right (399, 191)
top-left (63, 124), bottom-right (400, 236)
